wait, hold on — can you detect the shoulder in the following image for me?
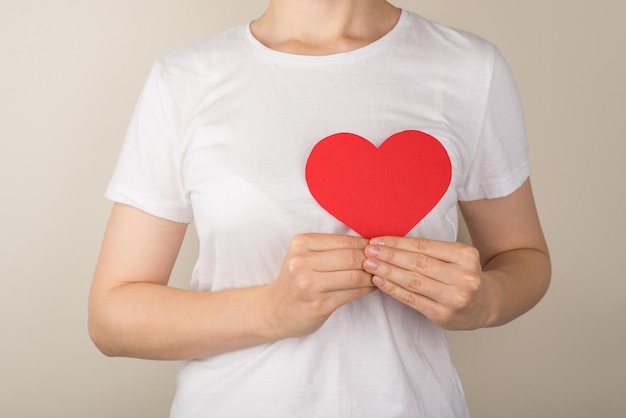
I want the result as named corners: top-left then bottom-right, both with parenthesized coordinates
top-left (155, 25), bottom-right (249, 78)
top-left (398, 10), bottom-right (498, 69)
top-left (142, 24), bottom-right (254, 111)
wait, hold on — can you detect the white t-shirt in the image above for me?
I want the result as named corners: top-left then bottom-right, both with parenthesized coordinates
top-left (106, 10), bottom-right (529, 418)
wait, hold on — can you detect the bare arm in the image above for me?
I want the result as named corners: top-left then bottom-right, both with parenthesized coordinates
top-left (88, 203), bottom-right (374, 360)
top-left (363, 179), bottom-right (551, 329)
top-left (88, 203), bottom-right (275, 360)
top-left (458, 178), bottom-right (551, 326)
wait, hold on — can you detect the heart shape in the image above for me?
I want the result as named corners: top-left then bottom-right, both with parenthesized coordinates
top-left (305, 130), bottom-right (452, 239)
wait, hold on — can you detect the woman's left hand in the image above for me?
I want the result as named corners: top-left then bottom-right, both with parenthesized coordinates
top-left (363, 236), bottom-right (492, 330)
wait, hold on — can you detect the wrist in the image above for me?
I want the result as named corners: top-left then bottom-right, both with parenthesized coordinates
top-left (480, 270), bottom-right (504, 328)
top-left (255, 284), bottom-right (285, 342)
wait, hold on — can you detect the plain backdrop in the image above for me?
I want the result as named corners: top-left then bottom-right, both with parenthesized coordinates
top-left (1, 1), bottom-right (624, 417)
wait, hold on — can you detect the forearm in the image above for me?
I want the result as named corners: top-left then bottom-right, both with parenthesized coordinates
top-left (90, 208), bottom-right (375, 361)
top-left (88, 283), bottom-right (277, 360)
top-left (482, 247), bottom-right (551, 328)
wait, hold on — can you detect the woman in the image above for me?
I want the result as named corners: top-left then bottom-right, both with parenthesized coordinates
top-left (89, 1), bottom-right (551, 416)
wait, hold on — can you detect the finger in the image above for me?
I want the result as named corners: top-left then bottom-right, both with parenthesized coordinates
top-left (307, 248), bottom-right (368, 272)
top-left (369, 236), bottom-right (476, 265)
top-left (325, 285), bottom-right (378, 308)
top-left (294, 233), bottom-right (369, 252)
top-left (300, 270), bottom-right (375, 294)
top-left (364, 244), bottom-right (452, 284)
top-left (371, 274), bottom-right (439, 313)
top-left (321, 269), bottom-right (376, 292)
top-left (363, 256), bottom-right (446, 298)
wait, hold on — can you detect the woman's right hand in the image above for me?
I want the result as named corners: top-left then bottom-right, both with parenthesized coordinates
top-left (265, 233), bottom-right (376, 339)
top-left (90, 206), bottom-right (376, 360)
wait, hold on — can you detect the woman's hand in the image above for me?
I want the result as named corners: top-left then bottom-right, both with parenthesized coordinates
top-left (266, 233), bottom-right (376, 339)
top-left (90, 205), bottom-right (376, 360)
top-left (362, 179), bottom-right (551, 330)
top-left (363, 237), bottom-right (491, 330)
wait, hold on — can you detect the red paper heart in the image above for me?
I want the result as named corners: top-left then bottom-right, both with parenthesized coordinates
top-left (305, 130), bottom-right (452, 239)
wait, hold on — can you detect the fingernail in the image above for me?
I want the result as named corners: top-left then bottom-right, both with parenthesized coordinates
top-left (365, 245), bottom-right (380, 257)
top-left (364, 259), bottom-right (379, 271)
top-left (372, 276), bottom-right (385, 287)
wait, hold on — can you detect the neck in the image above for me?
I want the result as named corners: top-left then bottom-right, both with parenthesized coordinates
top-left (250, 0), bottom-right (401, 55)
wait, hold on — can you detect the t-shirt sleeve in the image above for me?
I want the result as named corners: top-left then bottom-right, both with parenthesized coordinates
top-left (457, 46), bottom-right (530, 201)
top-left (105, 62), bottom-right (193, 223)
